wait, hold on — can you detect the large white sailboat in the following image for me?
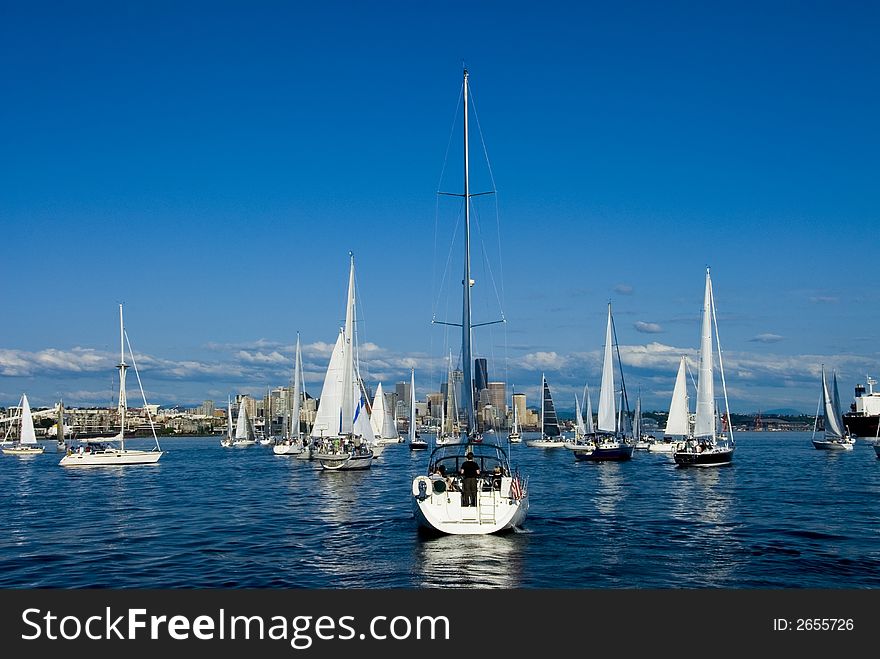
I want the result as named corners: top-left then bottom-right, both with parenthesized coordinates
top-left (60, 304), bottom-right (163, 466)
top-left (1, 393), bottom-right (45, 455)
top-left (275, 334), bottom-right (307, 455)
top-left (311, 253), bottom-right (375, 470)
top-left (811, 365), bottom-right (855, 451)
top-left (672, 268), bottom-right (735, 467)
top-left (526, 374), bottom-right (565, 448)
top-left (573, 304), bottom-right (634, 462)
top-left (411, 69), bottom-right (528, 535)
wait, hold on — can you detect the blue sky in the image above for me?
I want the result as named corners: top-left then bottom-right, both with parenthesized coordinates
top-left (2, 1), bottom-right (879, 414)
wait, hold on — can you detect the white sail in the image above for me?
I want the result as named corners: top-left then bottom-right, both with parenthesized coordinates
top-left (583, 385), bottom-right (595, 434)
top-left (19, 394), bottom-right (37, 444)
top-left (353, 385), bottom-right (376, 443)
top-left (370, 382), bottom-right (385, 438)
top-left (822, 366), bottom-right (847, 439)
top-left (409, 369), bottom-right (417, 443)
top-left (511, 393), bottom-right (519, 433)
top-left (291, 334), bottom-right (303, 439)
top-left (575, 394), bottom-right (586, 437)
top-left (665, 356), bottom-right (690, 436)
top-left (633, 394), bottom-right (642, 441)
top-left (235, 399), bottom-right (251, 440)
top-left (227, 398), bottom-right (234, 441)
top-left (311, 331), bottom-right (346, 438)
top-left (597, 304), bottom-right (617, 433)
top-left (694, 269), bottom-right (716, 438)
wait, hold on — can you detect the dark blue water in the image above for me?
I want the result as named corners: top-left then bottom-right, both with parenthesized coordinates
top-left (1, 432), bottom-right (878, 588)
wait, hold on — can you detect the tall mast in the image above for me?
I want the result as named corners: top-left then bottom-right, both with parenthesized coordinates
top-left (461, 69), bottom-right (476, 437)
top-left (117, 303), bottom-right (128, 447)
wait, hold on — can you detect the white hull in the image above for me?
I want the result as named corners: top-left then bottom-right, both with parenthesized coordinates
top-left (2, 445), bottom-right (45, 455)
top-left (411, 475), bottom-right (528, 535)
top-left (273, 441), bottom-right (304, 455)
top-left (648, 441), bottom-right (676, 453)
top-left (526, 438), bottom-right (565, 448)
top-left (55, 441), bottom-right (68, 452)
top-left (60, 448), bottom-right (163, 466)
top-left (259, 438), bottom-right (274, 446)
top-left (315, 450), bottom-right (373, 470)
top-left (220, 439), bottom-right (234, 448)
top-left (507, 434), bottom-right (522, 443)
top-left (376, 436), bottom-right (402, 445)
top-left (294, 446), bottom-right (314, 460)
top-left (232, 439), bottom-right (256, 448)
top-left (563, 440), bottom-right (593, 450)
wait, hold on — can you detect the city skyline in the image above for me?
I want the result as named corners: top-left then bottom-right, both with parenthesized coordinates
top-left (2, 2), bottom-right (879, 414)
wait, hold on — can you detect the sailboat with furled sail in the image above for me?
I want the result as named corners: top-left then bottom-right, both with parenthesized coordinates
top-left (60, 304), bottom-right (163, 466)
top-left (311, 253), bottom-right (375, 470)
top-left (672, 268), bottom-right (735, 467)
top-left (507, 385), bottom-right (521, 443)
top-left (526, 374), bottom-right (565, 447)
top-left (409, 368), bottom-right (428, 450)
top-left (811, 365), bottom-right (855, 450)
top-left (411, 68), bottom-right (528, 535)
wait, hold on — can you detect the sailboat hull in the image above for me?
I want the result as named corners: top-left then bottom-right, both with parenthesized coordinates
top-left (412, 480), bottom-right (528, 535)
top-left (59, 448), bottom-right (163, 466)
top-left (273, 441), bottom-right (304, 455)
top-left (573, 443), bottom-right (634, 461)
top-left (811, 439), bottom-right (854, 451)
top-left (2, 445), bottom-right (45, 455)
top-left (672, 445), bottom-right (734, 467)
top-left (316, 450), bottom-right (373, 470)
top-left (525, 438), bottom-right (565, 448)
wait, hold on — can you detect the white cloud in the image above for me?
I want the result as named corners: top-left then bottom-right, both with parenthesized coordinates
top-left (634, 321), bottom-right (663, 334)
top-left (750, 333), bottom-right (784, 343)
top-left (614, 284), bottom-right (634, 295)
top-left (520, 351), bottom-right (566, 371)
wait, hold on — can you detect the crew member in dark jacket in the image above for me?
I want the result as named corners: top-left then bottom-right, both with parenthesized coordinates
top-left (460, 452), bottom-right (480, 506)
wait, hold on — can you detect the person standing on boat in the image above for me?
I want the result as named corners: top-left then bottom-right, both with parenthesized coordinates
top-left (460, 452), bottom-right (480, 507)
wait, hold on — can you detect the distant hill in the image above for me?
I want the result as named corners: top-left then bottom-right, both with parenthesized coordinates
top-left (763, 408), bottom-right (807, 416)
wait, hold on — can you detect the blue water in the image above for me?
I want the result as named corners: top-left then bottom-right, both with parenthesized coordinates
top-left (1, 432), bottom-right (878, 588)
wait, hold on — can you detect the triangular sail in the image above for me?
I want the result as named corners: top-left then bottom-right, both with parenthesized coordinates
top-left (311, 331), bottom-right (346, 438)
top-left (583, 385), bottom-right (594, 434)
top-left (598, 304), bottom-right (617, 433)
top-left (541, 376), bottom-right (561, 437)
top-left (235, 399), bottom-right (251, 440)
top-left (822, 366), bottom-right (846, 440)
top-left (633, 394), bottom-right (642, 441)
top-left (665, 356), bottom-right (690, 436)
top-left (227, 398), bottom-right (234, 440)
top-left (575, 394), bottom-right (586, 437)
top-left (409, 369), bottom-right (417, 443)
top-left (19, 394), bottom-right (37, 444)
top-left (831, 370), bottom-right (844, 429)
top-left (370, 382), bottom-right (386, 438)
top-left (694, 270), bottom-right (716, 438)
top-left (618, 388), bottom-right (632, 436)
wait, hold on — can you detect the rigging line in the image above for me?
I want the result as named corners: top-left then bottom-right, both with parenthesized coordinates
top-left (709, 274), bottom-right (735, 445)
top-left (123, 329), bottom-right (160, 448)
top-left (470, 199), bottom-right (506, 318)
top-left (436, 84), bottom-right (464, 195)
top-left (611, 309), bottom-right (631, 417)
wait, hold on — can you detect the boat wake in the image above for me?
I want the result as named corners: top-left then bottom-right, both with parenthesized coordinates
top-left (512, 525), bottom-right (532, 534)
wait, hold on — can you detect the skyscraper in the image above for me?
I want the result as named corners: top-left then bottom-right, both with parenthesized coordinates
top-left (474, 358), bottom-right (489, 392)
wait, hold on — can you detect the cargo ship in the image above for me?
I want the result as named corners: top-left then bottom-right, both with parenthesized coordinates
top-left (842, 376), bottom-right (880, 439)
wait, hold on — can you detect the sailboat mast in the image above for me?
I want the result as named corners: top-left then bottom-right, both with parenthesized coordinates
top-left (540, 374), bottom-right (545, 437)
top-left (461, 69), bottom-right (476, 437)
top-left (117, 304), bottom-right (128, 448)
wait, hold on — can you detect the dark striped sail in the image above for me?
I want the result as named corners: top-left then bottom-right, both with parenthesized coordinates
top-left (542, 377), bottom-right (561, 437)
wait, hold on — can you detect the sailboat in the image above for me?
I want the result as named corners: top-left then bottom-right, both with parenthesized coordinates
top-left (1, 394), bottom-right (45, 455)
top-left (672, 268), bottom-right (735, 467)
top-left (811, 365), bottom-right (855, 450)
top-left (275, 334), bottom-right (307, 455)
top-left (435, 351), bottom-right (460, 446)
top-left (574, 303), bottom-right (634, 461)
top-left (526, 374), bottom-right (565, 447)
top-left (371, 382), bottom-right (401, 445)
top-left (60, 304), bottom-right (163, 466)
top-left (259, 388), bottom-right (275, 445)
top-left (220, 397), bottom-right (234, 447)
top-left (651, 356), bottom-right (688, 453)
top-left (52, 400), bottom-right (68, 452)
top-left (507, 386), bottom-right (521, 443)
top-left (311, 253), bottom-right (375, 470)
top-left (409, 369), bottom-right (428, 450)
top-left (632, 392), bottom-right (651, 450)
top-left (411, 69), bottom-right (528, 535)
top-left (564, 384), bottom-right (594, 449)
top-left (231, 398), bottom-right (257, 447)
